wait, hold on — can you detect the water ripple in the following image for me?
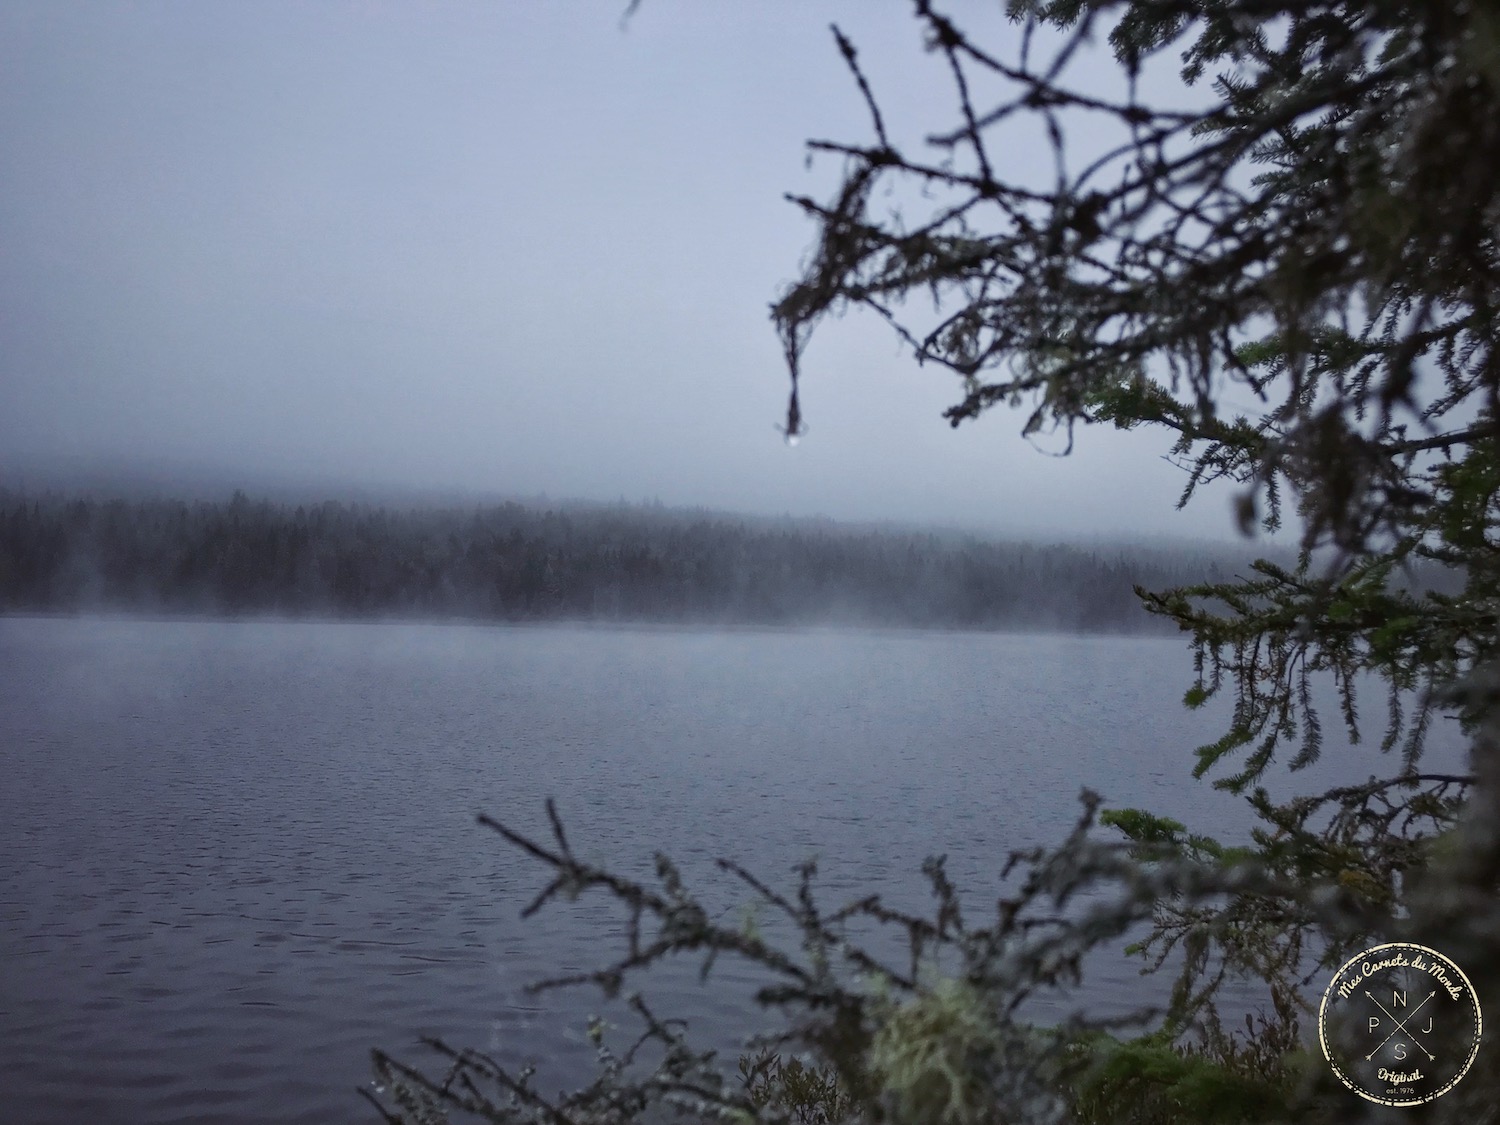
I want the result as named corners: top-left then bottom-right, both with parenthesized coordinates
top-left (0, 617), bottom-right (1465, 1123)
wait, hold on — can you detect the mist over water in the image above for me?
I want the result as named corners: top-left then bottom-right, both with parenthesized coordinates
top-left (0, 3), bottom-right (1469, 1120)
top-left (0, 616), bottom-right (1465, 1123)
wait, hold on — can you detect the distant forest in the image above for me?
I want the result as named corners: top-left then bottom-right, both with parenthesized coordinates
top-left (0, 489), bottom-right (1281, 634)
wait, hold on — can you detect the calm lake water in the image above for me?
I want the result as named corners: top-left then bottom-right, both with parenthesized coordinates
top-left (0, 616), bottom-right (1464, 1123)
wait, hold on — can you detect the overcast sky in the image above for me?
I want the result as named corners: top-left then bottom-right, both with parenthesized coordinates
top-left (0, 1), bottom-right (1261, 541)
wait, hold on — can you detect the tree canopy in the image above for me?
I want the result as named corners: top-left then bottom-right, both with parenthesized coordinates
top-left (0, 488), bottom-right (1235, 633)
top-left (774, 0), bottom-right (1500, 792)
top-left (373, 3), bottom-right (1500, 1122)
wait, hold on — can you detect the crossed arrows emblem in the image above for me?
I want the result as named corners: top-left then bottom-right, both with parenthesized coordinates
top-left (1365, 990), bottom-right (1437, 1062)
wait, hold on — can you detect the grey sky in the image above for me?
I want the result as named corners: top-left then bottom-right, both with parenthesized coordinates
top-left (0, 1), bottom-right (1254, 540)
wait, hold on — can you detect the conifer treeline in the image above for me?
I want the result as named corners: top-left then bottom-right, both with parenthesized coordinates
top-left (0, 489), bottom-right (1254, 632)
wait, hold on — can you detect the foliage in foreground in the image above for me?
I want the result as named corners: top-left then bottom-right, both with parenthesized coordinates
top-left (364, 762), bottom-right (1492, 1124)
top-left (372, 0), bottom-right (1500, 1121)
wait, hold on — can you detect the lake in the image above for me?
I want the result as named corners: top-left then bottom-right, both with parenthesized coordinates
top-left (0, 616), bottom-right (1462, 1123)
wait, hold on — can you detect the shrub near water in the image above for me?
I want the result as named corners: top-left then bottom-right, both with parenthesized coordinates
top-left (737, 997), bottom-right (1307, 1125)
